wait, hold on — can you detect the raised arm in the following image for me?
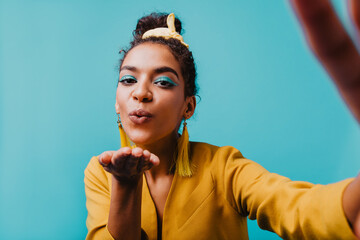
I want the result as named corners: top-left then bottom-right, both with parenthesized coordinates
top-left (85, 147), bottom-right (159, 240)
top-left (290, 0), bottom-right (360, 237)
top-left (99, 147), bottom-right (159, 240)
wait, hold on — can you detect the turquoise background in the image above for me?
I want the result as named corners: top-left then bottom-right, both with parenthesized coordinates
top-left (1, 0), bottom-right (359, 239)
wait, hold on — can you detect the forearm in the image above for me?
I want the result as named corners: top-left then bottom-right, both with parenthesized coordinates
top-left (343, 174), bottom-right (360, 236)
top-left (107, 175), bottom-right (143, 240)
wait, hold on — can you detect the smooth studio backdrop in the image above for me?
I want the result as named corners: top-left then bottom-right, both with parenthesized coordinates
top-left (1, 0), bottom-right (359, 239)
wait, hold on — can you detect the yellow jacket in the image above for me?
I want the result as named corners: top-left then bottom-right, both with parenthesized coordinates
top-left (84, 142), bottom-right (356, 239)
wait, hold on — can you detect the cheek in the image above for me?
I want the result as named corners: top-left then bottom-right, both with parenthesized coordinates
top-left (158, 94), bottom-right (186, 121)
top-left (116, 88), bottom-right (130, 115)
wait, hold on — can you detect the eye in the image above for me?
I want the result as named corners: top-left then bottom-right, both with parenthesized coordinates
top-left (119, 75), bottom-right (137, 85)
top-left (154, 76), bottom-right (178, 88)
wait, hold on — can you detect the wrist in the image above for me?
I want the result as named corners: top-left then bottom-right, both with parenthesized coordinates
top-left (112, 174), bottom-right (143, 190)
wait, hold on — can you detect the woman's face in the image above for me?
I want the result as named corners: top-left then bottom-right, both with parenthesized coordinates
top-left (115, 42), bottom-right (195, 146)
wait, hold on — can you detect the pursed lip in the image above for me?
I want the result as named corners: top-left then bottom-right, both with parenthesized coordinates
top-left (128, 109), bottom-right (153, 124)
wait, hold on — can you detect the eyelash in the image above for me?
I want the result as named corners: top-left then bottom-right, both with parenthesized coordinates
top-left (119, 75), bottom-right (137, 85)
top-left (154, 77), bottom-right (178, 88)
top-left (118, 75), bottom-right (178, 88)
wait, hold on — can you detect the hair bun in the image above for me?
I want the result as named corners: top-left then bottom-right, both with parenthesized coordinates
top-left (133, 12), bottom-right (183, 38)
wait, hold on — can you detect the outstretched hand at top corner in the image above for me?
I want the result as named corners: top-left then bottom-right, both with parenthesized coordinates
top-left (290, 0), bottom-right (360, 123)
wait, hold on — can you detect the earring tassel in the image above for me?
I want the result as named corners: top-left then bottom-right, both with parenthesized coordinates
top-left (118, 121), bottom-right (131, 148)
top-left (176, 122), bottom-right (193, 177)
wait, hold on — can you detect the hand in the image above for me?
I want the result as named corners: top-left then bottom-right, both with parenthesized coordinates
top-left (356, 213), bottom-right (360, 238)
top-left (290, 0), bottom-right (360, 123)
top-left (343, 174), bottom-right (360, 238)
top-left (98, 147), bottom-right (160, 182)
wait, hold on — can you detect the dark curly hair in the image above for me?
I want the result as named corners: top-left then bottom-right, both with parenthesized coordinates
top-left (119, 12), bottom-right (198, 98)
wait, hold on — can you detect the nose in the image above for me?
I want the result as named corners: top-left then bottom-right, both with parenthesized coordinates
top-left (132, 80), bottom-right (153, 103)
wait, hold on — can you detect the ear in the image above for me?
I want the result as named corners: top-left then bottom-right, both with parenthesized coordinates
top-left (115, 100), bottom-right (120, 114)
top-left (184, 95), bottom-right (196, 119)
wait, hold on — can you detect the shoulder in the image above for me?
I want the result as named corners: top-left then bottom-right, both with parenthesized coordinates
top-left (190, 141), bottom-right (267, 176)
top-left (190, 141), bottom-right (248, 171)
top-left (190, 141), bottom-right (245, 163)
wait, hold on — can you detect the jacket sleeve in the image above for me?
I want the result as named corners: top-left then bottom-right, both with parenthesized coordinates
top-left (84, 156), bottom-right (114, 240)
top-left (217, 146), bottom-right (356, 239)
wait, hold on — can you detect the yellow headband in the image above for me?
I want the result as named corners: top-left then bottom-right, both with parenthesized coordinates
top-left (142, 13), bottom-right (189, 48)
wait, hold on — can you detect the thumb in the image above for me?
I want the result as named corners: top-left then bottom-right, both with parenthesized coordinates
top-left (98, 151), bottom-right (115, 166)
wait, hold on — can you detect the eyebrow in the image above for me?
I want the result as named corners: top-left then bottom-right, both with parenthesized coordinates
top-left (154, 66), bottom-right (179, 78)
top-left (120, 65), bottom-right (179, 79)
top-left (120, 65), bottom-right (137, 72)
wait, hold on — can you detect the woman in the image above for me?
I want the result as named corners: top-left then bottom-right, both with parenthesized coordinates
top-left (85, 1), bottom-right (360, 239)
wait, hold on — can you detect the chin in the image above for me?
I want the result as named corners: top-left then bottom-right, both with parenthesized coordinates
top-left (127, 130), bottom-right (156, 146)
top-left (124, 124), bottom-right (178, 147)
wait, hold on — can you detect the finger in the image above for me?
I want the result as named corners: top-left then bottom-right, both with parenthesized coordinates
top-left (111, 147), bottom-right (132, 165)
top-left (115, 147), bottom-right (143, 174)
top-left (149, 153), bottom-right (160, 166)
top-left (98, 151), bottom-right (115, 166)
top-left (131, 147), bottom-right (144, 158)
top-left (138, 150), bottom-right (155, 171)
top-left (131, 148), bottom-right (148, 173)
top-left (143, 149), bottom-right (151, 159)
top-left (349, 0), bottom-right (360, 34)
top-left (291, 0), bottom-right (360, 122)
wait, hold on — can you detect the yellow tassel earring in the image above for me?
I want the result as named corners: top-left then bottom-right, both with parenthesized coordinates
top-left (176, 120), bottom-right (193, 177)
top-left (117, 114), bottom-right (132, 148)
